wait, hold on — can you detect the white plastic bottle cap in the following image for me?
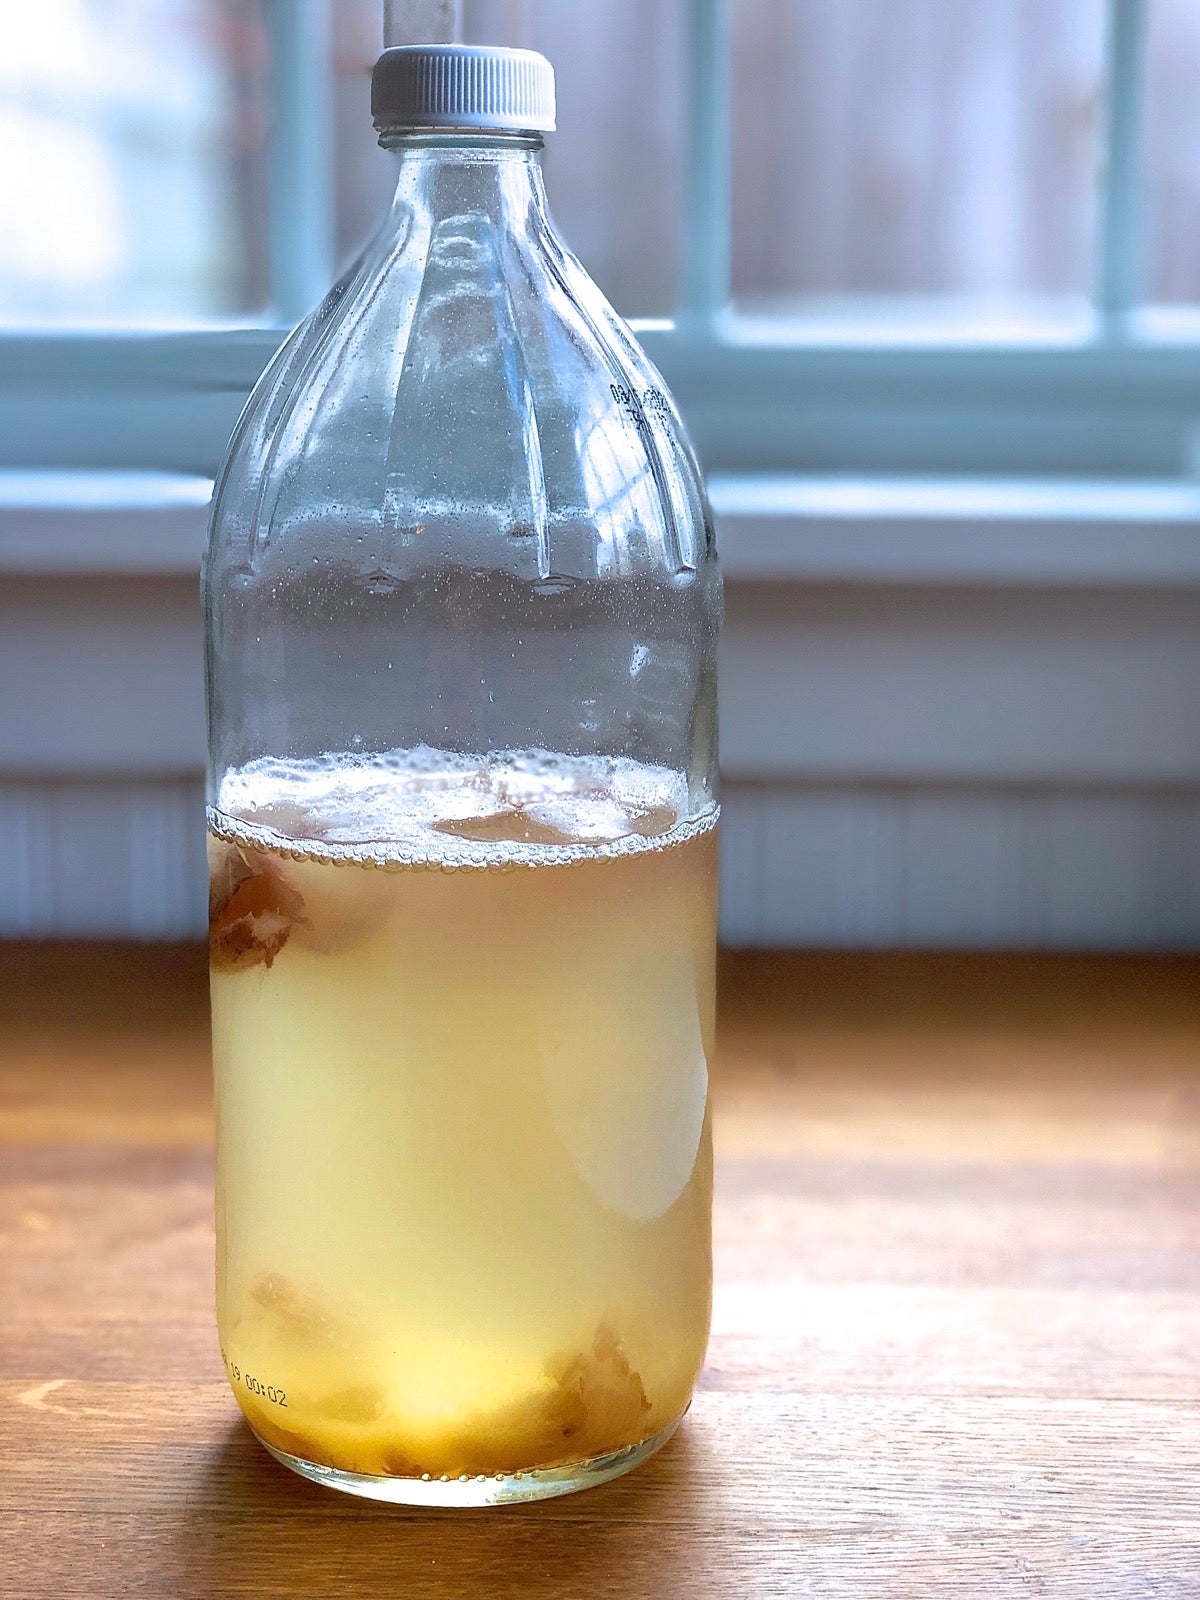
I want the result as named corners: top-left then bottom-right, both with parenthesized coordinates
top-left (372, 45), bottom-right (556, 135)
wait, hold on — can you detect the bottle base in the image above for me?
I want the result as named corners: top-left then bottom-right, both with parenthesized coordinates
top-left (256, 1418), bottom-right (680, 1505)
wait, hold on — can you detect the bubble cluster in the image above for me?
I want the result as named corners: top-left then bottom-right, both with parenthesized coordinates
top-left (209, 746), bottom-right (717, 871)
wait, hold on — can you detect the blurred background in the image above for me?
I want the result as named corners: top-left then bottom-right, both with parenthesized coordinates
top-left (1, 0), bottom-right (1198, 948)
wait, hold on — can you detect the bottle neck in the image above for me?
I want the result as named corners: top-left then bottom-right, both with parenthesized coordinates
top-left (382, 133), bottom-right (551, 242)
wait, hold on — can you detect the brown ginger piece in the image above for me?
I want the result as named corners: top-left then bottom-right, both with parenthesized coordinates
top-left (544, 1321), bottom-right (652, 1455)
top-left (209, 846), bottom-right (306, 973)
top-left (431, 805), bottom-right (580, 847)
top-left (315, 1384), bottom-right (388, 1427)
top-left (249, 1272), bottom-right (341, 1352)
top-left (417, 1323), bottom-right (654, 1479)
top-left (628, 803), bottom-right (678, 838)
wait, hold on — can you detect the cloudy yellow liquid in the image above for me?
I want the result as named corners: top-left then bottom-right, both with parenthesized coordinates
top-left (208, 750), bottom-right (716, 1483)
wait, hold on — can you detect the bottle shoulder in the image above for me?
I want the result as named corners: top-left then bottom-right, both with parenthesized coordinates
top-left (208, 213), bottom-right (713, 586)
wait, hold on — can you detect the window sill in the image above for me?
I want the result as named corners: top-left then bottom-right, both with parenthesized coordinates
top-left (0, 471), bottom-right (211, 575)
top-left (2, 468), bottom-right (1198, 590)
top-left (710, 474), bottom-right (1200, 588)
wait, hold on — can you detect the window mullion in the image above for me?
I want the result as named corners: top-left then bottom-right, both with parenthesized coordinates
top-left (678, 0), bottom-right (732, 329)
top-left (384, 0), bottom-right (462, 45)
top-left (1095, 0), bottom-right (1146, 324)
top-left (265, 0), bottom-right (336, 326)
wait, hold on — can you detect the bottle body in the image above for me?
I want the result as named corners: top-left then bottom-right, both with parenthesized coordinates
top-left (205, 129), bottom-right (720, 1502)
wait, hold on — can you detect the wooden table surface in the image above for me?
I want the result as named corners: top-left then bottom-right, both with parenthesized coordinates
top-left (3, 944), bottom-right (1199, 1599)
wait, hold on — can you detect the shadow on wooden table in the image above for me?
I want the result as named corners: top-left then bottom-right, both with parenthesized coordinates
top-left (179, 1416), bottom-right (727, 1600)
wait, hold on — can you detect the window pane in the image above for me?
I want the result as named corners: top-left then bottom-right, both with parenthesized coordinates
top-left (1143, 0), bottom-right (1200, 305)
top-left (731, 0), bottom-right (1104, 313)
top-left (335, 0), bottom-right (685, 317)
top-left (332, 0), bottom-right (395, 274)
top-left (503, 0), bottom-right (684, 317)
top-left (0, 0), bottom-right (268, 324)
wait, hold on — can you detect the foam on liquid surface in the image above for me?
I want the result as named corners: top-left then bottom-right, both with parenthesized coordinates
top-left (210, 747), bottom-right (716, 869)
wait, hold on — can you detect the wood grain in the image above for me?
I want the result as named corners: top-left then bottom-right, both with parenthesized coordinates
top-left (2, 945), bottom-right (1199, 1599)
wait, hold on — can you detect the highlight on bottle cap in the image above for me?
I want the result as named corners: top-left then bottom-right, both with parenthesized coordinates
top-left (372, 45), bottom-right (556, 135)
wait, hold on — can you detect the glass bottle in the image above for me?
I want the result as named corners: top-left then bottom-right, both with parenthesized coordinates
top-left (203, 44), bottom-right (720, 1505)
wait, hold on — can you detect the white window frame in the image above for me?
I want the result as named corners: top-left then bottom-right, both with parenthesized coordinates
top-left (2, 0), bottom-right (1199, 488)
